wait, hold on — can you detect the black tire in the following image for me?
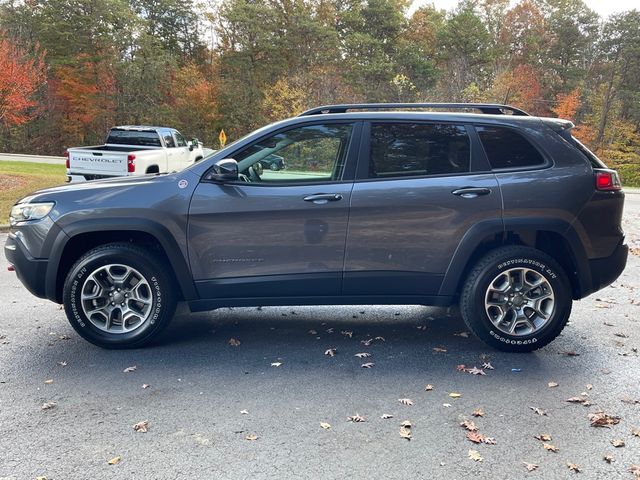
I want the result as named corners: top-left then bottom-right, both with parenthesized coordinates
top-left (460, 246), bottom-right (572, 352)
top-left (62, 243), bottom-right (177, 349)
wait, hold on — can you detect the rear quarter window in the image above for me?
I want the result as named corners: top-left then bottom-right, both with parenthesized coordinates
top-left (477, 126), bottom-right (545, 170)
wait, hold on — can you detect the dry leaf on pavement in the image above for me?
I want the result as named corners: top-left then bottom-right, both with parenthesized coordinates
top-left (460, 420), bottom-right (477, 431)
top-left (320, 422), bottom-right (331, 430)
top-left (57, 361), bottom-right (67, 367)
top-left (482, 362), bottom-right (494, 370)
top-left (472, 408), bottom-right (485, 417)
top-left (361, 362), bottom-right (375, 368)
top-left (107, 456), bottom-right (121, 465)
top-left (631, 428), bottom-right (640, 437)
top-left (589, 411), bottom-right (620, 427)
top-left (245, 434), bottom-right (259, 441)
top-left (399, 421), bottom-right (412, 440)
top-left (449, 392), bottom-right (462, 398)
top-left (468, 449), bottom-right (483, 462)
top-left (341, 330), bottom-right (353, 338)
top-left (433, 347), bottom-right (447, 353)
top-left (398, 398), bottom-right (413, 406)
top-left (381, 414), bottom-right (393, 419)
top-left (603, 454), bottom-right (615, 463)
top-left (270, 362), bottom-right (282, 367)
top-left (133, 420), bottom-right (149, 433)
top-left (529, 406), bottom-right (547, 416)
top-left (468, 367), bottom-right (486, 376)
top-left (228, 338), bottom-right (241, 347)
top-left (534, 434), bottom-right (552, 442)
top-left (425, 384), bottom-right (434, 391)
top-left (548, 382), bottom-right (559, 388)
top-left (454, 331), bottom-right (470, 338)
top-left (629, 465), bottom-right (640, 478)
top-left (347, 414), bottom-right (366, 423)
top-left (123, 366), bottom-right (137, 373)
top-left (610, 439), bottom-right (625, 447)
top-left (41, 401), bottom-right (56, 411)
top-left (240, 410), bottom-right (249, 415)
top-left (44, 379), bottom-right (53, 384)
top-left (523, 462), bottom-right (538, 472)
top-left (567, 462), bottom-right (581, 473)
top-left (354, 352), bottom-right (371, 358)
top-left (543, 443), bottom-right (559, 453)
top-left (325, 348), bottom-right (337, 357)
top-left (142, 384), bottom-right (150, 389)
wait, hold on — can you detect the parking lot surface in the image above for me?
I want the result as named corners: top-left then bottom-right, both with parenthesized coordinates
top-left (1, 194), bottom-right (639, 479)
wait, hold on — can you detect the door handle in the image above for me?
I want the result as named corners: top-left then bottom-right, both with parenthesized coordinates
top-left (303, 193), bottom-right (343, 204)
top-left (451, 187), bottom-right (491, 199)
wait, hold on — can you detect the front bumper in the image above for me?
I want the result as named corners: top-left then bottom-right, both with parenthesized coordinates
top-left (4, 233), bottom-right (48, 299)
top-left (588, 239), bottom-right (628, 294)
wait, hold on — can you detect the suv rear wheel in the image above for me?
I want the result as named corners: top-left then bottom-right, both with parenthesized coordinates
top-left (460, 246), bottom-right (572, 352)
top-left (62, 243), bottom-right (177, 349)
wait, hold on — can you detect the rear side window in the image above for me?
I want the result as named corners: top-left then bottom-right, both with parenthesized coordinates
top-left (477, 126), bottom-right (544, 169)
top-left (369, 123), bottom-right (471, 178)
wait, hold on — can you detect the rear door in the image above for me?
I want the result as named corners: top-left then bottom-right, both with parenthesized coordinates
top-left (343, 121), bottom-right (502, 296)
top-left (188, 121), bottom-right (361, 299)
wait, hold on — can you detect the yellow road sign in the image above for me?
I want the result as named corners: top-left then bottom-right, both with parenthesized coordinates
top-left (219, 129), bottom-right (227, 147)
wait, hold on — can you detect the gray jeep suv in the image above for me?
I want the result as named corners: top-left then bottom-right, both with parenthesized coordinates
top-left (5, 103), bottom-right (628, 352)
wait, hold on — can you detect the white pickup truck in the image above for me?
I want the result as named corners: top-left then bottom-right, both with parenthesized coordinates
top-left (65, 126), bottom-right (205, 182)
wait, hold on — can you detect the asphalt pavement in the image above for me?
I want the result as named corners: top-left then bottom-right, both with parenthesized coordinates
top-left (0, 195), bottom-right (639, 479)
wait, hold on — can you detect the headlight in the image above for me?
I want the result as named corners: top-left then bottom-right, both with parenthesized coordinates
top-left (9, 202), bottom-right (55, 225)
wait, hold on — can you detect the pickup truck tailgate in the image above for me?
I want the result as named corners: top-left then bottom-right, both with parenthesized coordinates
top-left (69, 150), bottom-right (128, 175)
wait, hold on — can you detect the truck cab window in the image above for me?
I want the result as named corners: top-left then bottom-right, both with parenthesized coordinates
top-left (164, 134), bottom-right (176, 148)
top-left (174, 132), bottom-right (187, 148)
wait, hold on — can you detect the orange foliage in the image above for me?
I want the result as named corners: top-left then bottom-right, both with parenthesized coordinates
top-left (0, 36), bottom-right (46, 128)
top-left (51, 55), bottom-right (116, 143)
top-left (492, 64), bottom-right (545, 115)
top-left (552, 88), bottom-right (581, 121)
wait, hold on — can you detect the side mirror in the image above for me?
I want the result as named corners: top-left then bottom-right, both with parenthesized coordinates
top-left (207, 158), bottom-right (238, 182)
top-left (189, 138), bottom-right (199, 151)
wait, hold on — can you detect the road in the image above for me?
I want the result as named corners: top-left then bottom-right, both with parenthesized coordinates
top-left (0, 196), bottom-right (639, 479)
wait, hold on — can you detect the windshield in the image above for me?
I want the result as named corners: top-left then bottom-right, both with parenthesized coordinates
top-left (107, 129), bottom-right (162, 147)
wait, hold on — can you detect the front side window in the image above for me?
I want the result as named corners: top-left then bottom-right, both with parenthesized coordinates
top-left (369, 123), bottom-right (471, 178)
top-left (174, 132), bottom-right (187, 147)
top-left (233, 123), bottom-right (354, 183)
top-left (164, 134), bottom-right (176, 148)
top-left (477, 126), bottom-right (545, 169)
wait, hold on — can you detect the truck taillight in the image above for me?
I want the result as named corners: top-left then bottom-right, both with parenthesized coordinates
top-left (127, 154), bottom-right (136, 173)
top-left (595, 169), bottom-right (621, 191)
top-left (64, 150), bottom-right (70, 169)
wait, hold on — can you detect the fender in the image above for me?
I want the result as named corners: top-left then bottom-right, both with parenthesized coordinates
top-left (438, 217), bottom-right (592, 298)
top-left (44, 217), bottom-right (198, 302)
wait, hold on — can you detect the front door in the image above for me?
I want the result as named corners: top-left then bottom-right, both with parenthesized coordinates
top-left (188, 122), bottom-right (359, 299)
top-left (343, 121), bottom-right (502, 297)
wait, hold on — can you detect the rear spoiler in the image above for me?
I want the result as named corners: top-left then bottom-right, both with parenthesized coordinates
top-left (540, 117), bottom-right (574, 132)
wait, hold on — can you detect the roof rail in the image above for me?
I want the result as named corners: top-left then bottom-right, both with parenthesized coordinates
top-left (298, 103), bottom-right (530, 117)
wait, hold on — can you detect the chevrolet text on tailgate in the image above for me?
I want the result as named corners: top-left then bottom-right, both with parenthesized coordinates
top-left (5, 103), bottom-right (628, 351)
top-left (65, 126), bottom-right (205, 182)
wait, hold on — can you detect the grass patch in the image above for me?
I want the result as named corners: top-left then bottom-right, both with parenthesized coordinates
top-left (0, 161), bottom-right (66, 224)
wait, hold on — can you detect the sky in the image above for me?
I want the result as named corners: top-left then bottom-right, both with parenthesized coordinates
top-left (409, 0), bottom-right (638, 17)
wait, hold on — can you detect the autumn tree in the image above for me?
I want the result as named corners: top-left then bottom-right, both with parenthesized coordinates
top-left (0, 37), bottom-right (46, 128)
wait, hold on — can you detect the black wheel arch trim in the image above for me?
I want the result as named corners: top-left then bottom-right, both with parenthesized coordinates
top-left (44, 218), bottom-right (197, 302)
top-left (438, 217), bottom-right (593, 299)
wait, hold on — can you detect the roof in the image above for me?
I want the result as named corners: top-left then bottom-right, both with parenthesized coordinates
top-left (111, 126), bottom-right (174, 132)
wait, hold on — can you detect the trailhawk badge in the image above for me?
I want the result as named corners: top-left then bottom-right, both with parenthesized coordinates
top-left (178, 179), bottom-right (189, 189)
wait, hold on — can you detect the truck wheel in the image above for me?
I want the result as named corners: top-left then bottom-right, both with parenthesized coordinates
top-left (460, 246), bottom-right (572, 352)
top-left (62, 243), bottom-right (177, 349)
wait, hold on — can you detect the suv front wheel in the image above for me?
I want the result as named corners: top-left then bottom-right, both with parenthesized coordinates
top-left (460, 246), bottom-right (572, 352)
top-left (62, 243), bottom-right (177, 349)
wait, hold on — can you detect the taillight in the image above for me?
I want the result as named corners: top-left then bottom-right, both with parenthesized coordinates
top-left (595, 169), bottom-right (621, 191)
top-left (64, 150), bottom-right (70, 169)
top-left (127, 154), bottom-right (136, 173)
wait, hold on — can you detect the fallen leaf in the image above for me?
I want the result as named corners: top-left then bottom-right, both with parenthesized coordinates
top-left (468, 367), bottom-right (486, 376)
top-left (41, 401), bottom-right (56, 411)
top-left (324, 348), bottom-right (337, 357)
top-left (433, 347), bottom-right (447, 353)
top-left (460, 420), bottom-right (477, 431)
top-left (534, 434), bottom-right (552, 442)
top-left (443, 403), bottom-right (452, 407)
top-left (399, 421), bottom-right (412, 440)
top-left (621, 397), bottom-right (640, 405)
top-left (133, 420), bottom-right (149, 433)
top-left (589, 411), bottom-right (621, 427)
top-left (142, 384), bottom-right (150, 389)
top-left (354, 352), bottom-right (371, 358)
top-left (543, 443), bottom-right (559, 453)
top-left (245, 434), bottom-right (259, 441)
top-left (449, 392), bottom-right (462, 398)
top-left (632, 428), bottom-right (640, 437)
top-left (604, 321), bottom-right (614, 326)
top-left (107, 456), bottom-right (121, 465)
top-left (123, 366), bottom-right (137, 373)
top-left (320, 422), bottom-right (331, 430)
top-left (240, 409), bottom-right (249, 415)
top-left (308, 329), bottom-right (317, 335)
top-left (456, 364), bottom-right (468, 372)
top-left (603, 454), bottom-right (615, 464)
top-left (228, 338), bottom-right (241, 347)
top-left (629, 465), bottom-right (640, 478)
top-left (326, 328), bottom-right (334, 334)
top-left (57, 361), bottom-right (67, 367)
top-left (44, 379), bottom-right (53, 384)
top-left (548, 382), bottom-right (559, 388)
top-left (454, 331), bottom-right (470, 338)
top-left (424, 384), bottom-right (434, 391)
top-left (472, 408), bottom-right (485, 417)
top-left (270, 362), bottom-right (282, 367)
top-left (523, 462), bottom-right (538, 472)
top-left (347, 414), bottom-right (366, 423)
top-left (361, 362), bottom-right (375, 369)
top-left (466, 431), bottom-right (484, 443)
top-left (59, 335), bottom-right (71, 340)
top-left (374, 336), bottom-right (385, 342)
top-left (567, 396), bottom-right (591, 406)
top-left (614, 332), bottom-right (628, 338)
top-left (341, 330), bottom-right (353, 338)
top-left (398, 398), bottom-right (414, 406)
top-left (482, 362), bottom-right (494, 370)
top-left (381, 414), bottom-right (394, 419)
top-left (567, 462), bottom-right (581, 473)
top-left (529, 406), bottom-right (547, 416)
top-left (361, 339), bottom-right (373, 346)
top-left (586, 384), bottom-right (593, 390)
top-left (610, 439), bottom-right (625, 448)
top-left (468, 449), bottom-right (483, 462)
